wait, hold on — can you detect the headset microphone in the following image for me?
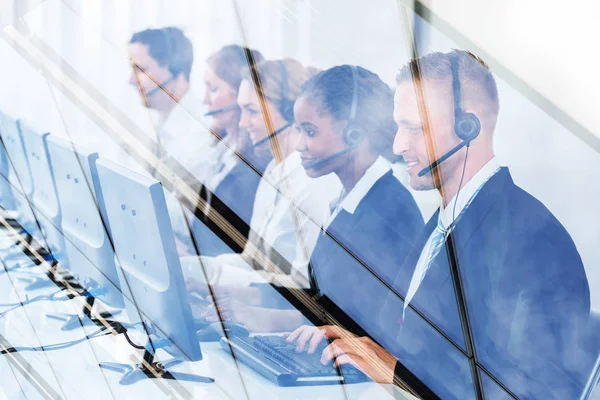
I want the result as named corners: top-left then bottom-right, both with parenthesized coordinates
top-left (203, 104), bottom-right (240, 116)
top-left (303, 145), bottom-right (357, 170)
top-left (252, 122), bottom-right (292, 147)
top-left (418, 140), bottom-right (471, 177)
top-left (144, 75), bottom-right (176, 98)
top-left (417, 51), bottom-right (481, 177)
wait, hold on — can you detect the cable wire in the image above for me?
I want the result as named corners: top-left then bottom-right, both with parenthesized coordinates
top-left (0, 327), bottom-right (110, 355)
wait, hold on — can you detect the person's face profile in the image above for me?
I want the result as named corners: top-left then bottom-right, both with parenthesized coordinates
top-left (293, 96), bottom-right (347, 178)
top-left (393, 79), bottom-right (462, 191)
top-left (237, 80), bottom-right (287, 147)
top-left (128, 43), bottom-right (172, 107)
top-left (202, 66), bottom-right (238, 130)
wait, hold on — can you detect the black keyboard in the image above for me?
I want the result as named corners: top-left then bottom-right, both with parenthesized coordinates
top-left (220, 334), bottom-right (370, 386)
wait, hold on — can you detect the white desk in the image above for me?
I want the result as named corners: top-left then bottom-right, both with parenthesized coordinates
top-left (0, 235), bottom-right (416, 400)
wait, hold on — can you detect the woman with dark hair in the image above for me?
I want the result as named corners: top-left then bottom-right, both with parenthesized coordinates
top-left (202, 65), bottom-right (423, 336)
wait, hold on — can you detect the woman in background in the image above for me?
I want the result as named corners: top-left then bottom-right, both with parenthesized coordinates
top-left (187, 58), bottom-right (341, 295)
top-left (202, 65), bottom-right (423, 337)
top-left (188, 45), bottom-right (267, 257)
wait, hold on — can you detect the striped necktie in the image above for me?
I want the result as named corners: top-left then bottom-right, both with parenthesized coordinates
top-left (402, 166), bottom-right (500, 319)
top-left (403, 219), bottom-right (448, 318)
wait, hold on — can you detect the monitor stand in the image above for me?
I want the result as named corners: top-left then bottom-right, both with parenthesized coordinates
top-left (99, 340), bottom-right (214, 385)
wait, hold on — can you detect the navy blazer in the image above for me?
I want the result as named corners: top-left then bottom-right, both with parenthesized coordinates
top-left (310, 170), bottom-right (424, 335)
top-left (192, 156), bottom-right (266, 257)
top-left (257, 170), bottom-right (424, 323)
top-left (376, 167), bottom-right (591, 400)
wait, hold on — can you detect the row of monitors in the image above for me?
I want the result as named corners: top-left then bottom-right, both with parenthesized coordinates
top-left (0, 111), bottom-right (203, 362)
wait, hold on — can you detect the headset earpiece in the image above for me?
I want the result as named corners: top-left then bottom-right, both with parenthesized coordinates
top-left (341, 65), bottom-right (366, 148)
top-left (343, 125), bottom-right (365, 148)
top-left (454, 112), bottom-right (481, 141)
top-left (449, 52), bottom-right (480, 143)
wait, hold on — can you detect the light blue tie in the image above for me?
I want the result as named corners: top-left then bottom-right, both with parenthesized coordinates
top-left (418, 219), bottom-right (449, 288)
top-left (402, 219), bottom-right (449, 319)
top-left (402, 166), bottom-right (501, 319)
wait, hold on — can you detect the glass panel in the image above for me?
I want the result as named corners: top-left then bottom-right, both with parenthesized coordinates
top-left (480, 369), bottom-right (514, 400)
top-left (0, 1), bottom-right (598, 399)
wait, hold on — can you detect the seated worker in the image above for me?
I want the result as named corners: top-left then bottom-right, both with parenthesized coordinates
top-left (128, 27), bottom-right (209, 256)
top-left (185, 59), bottom-right (340, 291)
top-left (289, 50), bottom-right (591, 400)
top-left (190, 45), bottom-right (268, 257)
top-left (128, 27), bottom-right (207, 177)
top-left (200, 65), bottom-right (424, 336)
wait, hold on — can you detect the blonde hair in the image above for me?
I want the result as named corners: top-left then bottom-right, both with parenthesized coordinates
top-left (241, 58), bottom-right (319, 119)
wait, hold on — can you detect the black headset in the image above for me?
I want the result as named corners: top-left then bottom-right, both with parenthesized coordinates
top-left (450, 52), bottom-right (481, 142)
top-left (303, 65), bottom-right (366, 170)
top-left (342, 65), bottom-right (367, 147)
top-left (251, 60), bottom-right (295, 147)
top-left (417, 51), bottom-right (481, 177)
top-left (142, 28), bottom-right (181, 98)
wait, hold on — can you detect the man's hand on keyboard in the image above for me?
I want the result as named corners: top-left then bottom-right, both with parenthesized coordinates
top-left (321, 334), bottom-right (396, 384)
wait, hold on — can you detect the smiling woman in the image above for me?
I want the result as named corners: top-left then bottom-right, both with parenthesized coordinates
top-left (280, 64), bottom-right (423, 337)
top-left (238, 58), bottom-right (318, 159)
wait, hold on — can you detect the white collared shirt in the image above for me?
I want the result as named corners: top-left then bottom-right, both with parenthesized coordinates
top-left (404, 157), bottom-right (501, 310)
top-left (204, 152), bottom-right (341, 287)
top-left (324, 156), bottom-right (392, 229)
top-left (158, 90), bottom-right (214, 183)
top-left (250, 152), bottom-right (341, 282)
top-left (156, 91), bottom-right (213, 247)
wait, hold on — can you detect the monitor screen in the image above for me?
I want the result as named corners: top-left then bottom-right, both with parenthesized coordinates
top-left (96, 157), bottom-right (202, 362)
top-left (46, 135), bottom-right (123, 308)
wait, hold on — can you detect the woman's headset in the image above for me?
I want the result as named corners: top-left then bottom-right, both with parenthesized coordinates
top-left (251, 60), bottom-right (295, 147)
top-left (304, 65), bottom-right (366, 170)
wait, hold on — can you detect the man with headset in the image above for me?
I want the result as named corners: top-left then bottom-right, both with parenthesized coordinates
top-left (128, 27), bottom-right (210, 182)
top-left (128, 27), bottom-right (210, 255)
top-left (303, 50), bottom-right (591, 399)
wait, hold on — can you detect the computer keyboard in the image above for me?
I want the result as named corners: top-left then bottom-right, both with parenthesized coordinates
top-left (221, 334), bottom-right (370, 386)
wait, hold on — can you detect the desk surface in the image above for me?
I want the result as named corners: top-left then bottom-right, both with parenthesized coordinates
top-left (0, 236), bottom-right (416, 400)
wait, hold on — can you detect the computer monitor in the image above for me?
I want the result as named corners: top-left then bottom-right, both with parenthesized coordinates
top-left (45, 136), bottom-right (123, 311)
top-left (0, 116), bottom-right (45, 247)
top-left (0, 113), bottom-right (16, 212)
top-left (17, 125), bottom-right (65, 262)
top-left (96, 157), bottom-right (210, 384)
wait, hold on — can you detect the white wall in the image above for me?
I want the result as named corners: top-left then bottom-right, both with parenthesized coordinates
top-left (419, 0), bottom-right (600, 141)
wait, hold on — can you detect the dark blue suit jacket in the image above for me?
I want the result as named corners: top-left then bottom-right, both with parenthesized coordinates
top-left (192, 156), bottom-right (266, 257)
top-left (376, 167), bottom-right (591, 400)
top-left (311, 170), bottom-right (424, 336)
top-left (258, 170), bottom-right (424, 326)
